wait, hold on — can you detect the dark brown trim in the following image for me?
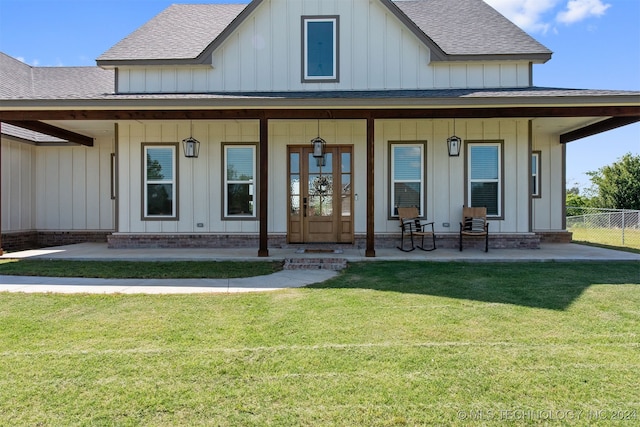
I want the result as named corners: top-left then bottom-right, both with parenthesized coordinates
top-left (114, 123), bottom-right (119, 233)
top-left (366, 116), bottom-right (375, 257)
top-left (258, 117), bottom-right (269, 257)
top-left (221, 142), bottom-right (259, 221)
top-left (560, 116), bottom-right (640, 143)
top-left (464, 140), bottom-right (505, 220)
top-left (2, 106), bottom-right (638, 122)
top-left (141, 143), bottom-right (179, 221)
top-left (3, 120), bottom-right (94, 146)
top-left (301, 16), bottom-right (340, 83)
top-left (532, 150), bottom-right (542, 199)
top-left (388, 141), bottom-right (428, 219)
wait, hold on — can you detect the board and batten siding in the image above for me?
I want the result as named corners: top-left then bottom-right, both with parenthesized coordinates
top-left (377, 119), bottom-right (533, 235)
top-left (116, 118), bottom-right (535, 236)
top-left (115, 0), bottom-right (532, 93)
top-left (1, 136), bottom-right (114, 233)
top-left (1, 138), bottom-right (35, 232)
top-left (532, 130), bottom-right (565, 231)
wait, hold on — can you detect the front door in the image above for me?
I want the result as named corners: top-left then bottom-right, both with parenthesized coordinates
top-left (288, 146), bottom-right (353, 243)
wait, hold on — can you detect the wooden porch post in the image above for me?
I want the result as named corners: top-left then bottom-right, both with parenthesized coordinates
top-left (366, 116), bottom-right (375, 257)
top-left (258, 117), bottom-right (269, 257)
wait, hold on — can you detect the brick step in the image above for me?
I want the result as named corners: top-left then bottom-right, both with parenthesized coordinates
top-left (283, 258), bottom-right (348, 271)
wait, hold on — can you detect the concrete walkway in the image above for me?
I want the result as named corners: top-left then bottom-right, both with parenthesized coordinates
top-left (1, 242), bottom-right (638, 294)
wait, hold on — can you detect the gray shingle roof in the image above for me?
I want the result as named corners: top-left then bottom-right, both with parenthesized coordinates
top-left (97, 0), bottom-right (551, 65)
top-left (393, 0), bottom-right (551, 57)
top-left (0, 52), bottom-right (114, 99)
top-left (97, 4), bottom-right (248, 63)
top-left (1, 122), bottom-right (65, 143)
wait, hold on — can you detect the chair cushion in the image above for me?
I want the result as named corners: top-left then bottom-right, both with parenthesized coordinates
top-left (463, 217), bottom-right (486, 233)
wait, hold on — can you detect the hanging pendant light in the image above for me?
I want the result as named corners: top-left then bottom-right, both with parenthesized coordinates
top-left (311, 120), bottom-right (326, 159)
top-left (447, 119), bottom-right (461, 157)
top-left (182, 121), bottom-right (201, 158)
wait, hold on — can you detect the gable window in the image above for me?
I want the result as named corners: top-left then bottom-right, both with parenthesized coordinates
top-left (466, 141), bottom-right (503, 218)
top-left (532, 151), bottom-right (541, 198)
top-left (390, 142), bottom-right (426, 217)
top-left (224, 144), bottom-right (257, 218)
top-left (302, 16), bottom-right (339, 82)
top-left (143, 144), bottom-right (177, 219)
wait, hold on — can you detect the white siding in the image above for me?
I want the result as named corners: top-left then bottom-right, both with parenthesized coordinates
top-left (1, 136), bottom-right (114, 233)
top-left (116, 0), bottom-right (532, 93)
top-left (376, 119), bottom-right (532, 235)
top-left (1, 138), bottom-right (35, 232)
top-left (115, 118), bottom-right (538, 236)
top-left (532, 131), bottom-right (565, 231)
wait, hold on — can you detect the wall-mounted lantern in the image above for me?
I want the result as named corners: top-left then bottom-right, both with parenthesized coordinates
top-left (447, 135), bottom-right (461, 157)
top-left (182, 136), bottom-right (200, 158)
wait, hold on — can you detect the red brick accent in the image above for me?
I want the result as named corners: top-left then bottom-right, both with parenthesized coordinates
top-left (1, 230), bottom-right (111, 252)
top-left (536, 231), bottom-right (573, 243)
top-left (372, 233), bottom-right (541, 250)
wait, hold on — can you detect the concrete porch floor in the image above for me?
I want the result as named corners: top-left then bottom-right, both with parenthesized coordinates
top-left (1, 242), bottom-right (639, 262)
top-left (1, 243), bottom-right (637, 295)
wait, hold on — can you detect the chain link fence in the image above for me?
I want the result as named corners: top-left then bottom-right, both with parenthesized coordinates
top-left (566, 207), bottom-right (640, 250)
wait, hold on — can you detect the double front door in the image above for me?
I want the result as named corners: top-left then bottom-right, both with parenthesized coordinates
top-left (288, 146), bottom-right (353, 243)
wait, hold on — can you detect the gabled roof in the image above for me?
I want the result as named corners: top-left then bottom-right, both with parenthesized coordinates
top-left (0, 52), bottom-right (114, 99)
top-left (393, 0), bottom-right (551, 60)
top-left (97, 0), bottom-right (551, 67)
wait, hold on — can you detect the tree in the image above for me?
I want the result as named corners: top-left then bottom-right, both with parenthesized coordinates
top-left (587, 153), bottom-right (640, 210)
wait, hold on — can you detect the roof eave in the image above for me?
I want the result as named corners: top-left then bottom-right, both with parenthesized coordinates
top-left (434, 53), bottom-right (552, 63)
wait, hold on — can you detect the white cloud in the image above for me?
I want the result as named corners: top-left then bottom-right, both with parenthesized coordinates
top-left (485, 0), bottom-right (560, 33)
top-left (556, 0), bottom-right (611, 24)
top-left (485, 0), bottom-right (611, 33)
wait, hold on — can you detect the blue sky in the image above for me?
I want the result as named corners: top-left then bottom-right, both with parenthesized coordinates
top-left (1, 0), bottom-right (638, 191)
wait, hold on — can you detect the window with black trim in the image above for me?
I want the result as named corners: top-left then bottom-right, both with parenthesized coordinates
top-left (390, 142), bottom-right (426, 217)
top-left (143, 144), bottom-right (177, 219)
top-left (467, 141), bottom-right (503, 217)
top-left (302, 16), bottom-right (339, 82)
top-left (224, 144), bottom-right (257, 218)
top-left (532, 151), bottom-right (541, 198)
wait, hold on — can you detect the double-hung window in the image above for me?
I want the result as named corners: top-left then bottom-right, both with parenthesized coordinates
top-left (390, 142), bottom-right (425, 217)
top-left (224, 144), bottom-right (256, 218)
top-left (467, 142), bottom-right (503, 218)
top-left (143, 144), bottom-right (177, 219)
top-left (302, 16), bottom-right (339, 82)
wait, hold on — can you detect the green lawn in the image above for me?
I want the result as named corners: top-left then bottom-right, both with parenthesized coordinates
top-left (1, 262), bottom-right (639, 426)
top-left (0, 259), bottom-right (283, 278)
top-left (570, 227), bottom-right (640, 251)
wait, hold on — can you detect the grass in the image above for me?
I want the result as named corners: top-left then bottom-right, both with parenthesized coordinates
top-left (0, 259), bottom-right (283, 278)
top-left (1, 261), bottom-right (639, 425)
top-left (569, 227), bottom-right (640, 251)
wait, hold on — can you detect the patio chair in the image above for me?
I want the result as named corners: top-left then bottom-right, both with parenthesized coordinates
top-left (397, 207), bottom-right (436, 252)
top-left (459, 206), bottom-right (489, 252)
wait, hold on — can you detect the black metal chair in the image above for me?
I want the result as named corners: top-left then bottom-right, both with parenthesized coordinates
top-left (397, 207), bottom-right (436, 252)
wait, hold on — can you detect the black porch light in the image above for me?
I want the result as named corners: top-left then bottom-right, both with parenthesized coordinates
top-left (447, 135), bottom-right (461, 157)
top-left (182, 121), bottom-right (200, 158)
top-left (182, 136), bottom-right (200, 158)
top-left (311, 136), bottom-right (326, 158)
top-left (447, 119), bottom-right (461, 157)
